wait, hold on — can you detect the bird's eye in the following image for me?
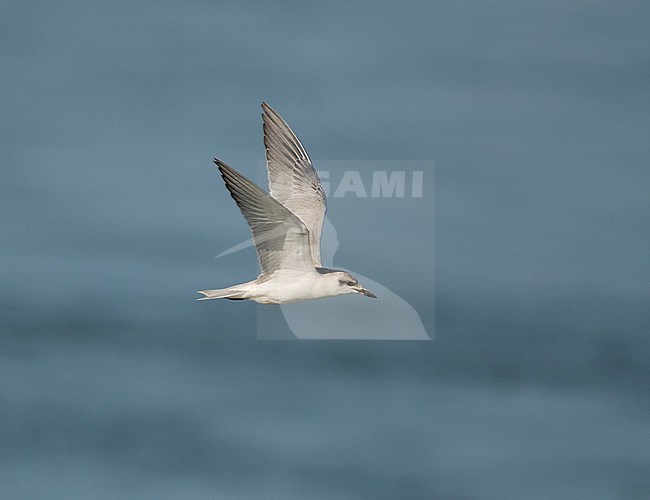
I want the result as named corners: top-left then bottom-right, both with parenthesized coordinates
top-left (346, 280), bottom-right (356, 286)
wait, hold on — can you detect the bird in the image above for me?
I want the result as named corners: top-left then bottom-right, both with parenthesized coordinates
top-left (198, 102), bottom-right (376, 304)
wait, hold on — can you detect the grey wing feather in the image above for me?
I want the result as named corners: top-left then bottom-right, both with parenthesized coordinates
top-left (215, 159), bottom-right (315, 277)
top-left (261, 102), bottom-right (327, 267)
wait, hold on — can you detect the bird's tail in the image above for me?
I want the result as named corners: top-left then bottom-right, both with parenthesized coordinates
top-left (197, 287), bottom-right (247, 301)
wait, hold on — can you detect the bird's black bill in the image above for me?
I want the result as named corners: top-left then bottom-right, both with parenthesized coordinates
top-left (358, 288), bottom-right (377, 298)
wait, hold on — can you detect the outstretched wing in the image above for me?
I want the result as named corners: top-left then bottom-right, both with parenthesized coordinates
top-left (215, 159), bottom-right (315, 277)
top-left (261, 102), bottom-right (327, 267)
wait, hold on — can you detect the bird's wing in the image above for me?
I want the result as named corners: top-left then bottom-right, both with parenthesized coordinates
top-left (215, 159), bottom-right (315, 277)
top-left (261, 102), bottom-right (327, 267)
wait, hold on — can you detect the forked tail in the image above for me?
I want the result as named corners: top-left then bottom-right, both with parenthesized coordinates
top-left (197, 287), bottom-right (246, 301)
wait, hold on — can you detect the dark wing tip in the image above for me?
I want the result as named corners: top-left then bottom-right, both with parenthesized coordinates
top-left (213, 158), bottom-right (230, 172)
top-left (261, 102), bottom-right (281, 120)
top-left (213, 159), bottom-right (236, 188)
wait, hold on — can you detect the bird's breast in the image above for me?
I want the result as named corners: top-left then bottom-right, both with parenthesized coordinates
top-left (255, 270), bottom-right (341, 304)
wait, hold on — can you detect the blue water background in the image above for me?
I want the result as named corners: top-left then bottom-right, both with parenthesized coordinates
top-left (1, 1), bottom-right (649, 498)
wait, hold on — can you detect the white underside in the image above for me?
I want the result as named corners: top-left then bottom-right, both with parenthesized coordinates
top-left (214, 269), bottom-right (354, 304)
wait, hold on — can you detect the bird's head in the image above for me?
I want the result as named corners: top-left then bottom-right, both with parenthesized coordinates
top-left (329, 271), bottom-right (377, 299)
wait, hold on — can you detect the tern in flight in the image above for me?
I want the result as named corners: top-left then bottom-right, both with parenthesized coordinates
top-left (198, 103), bottom-right (376, 304)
